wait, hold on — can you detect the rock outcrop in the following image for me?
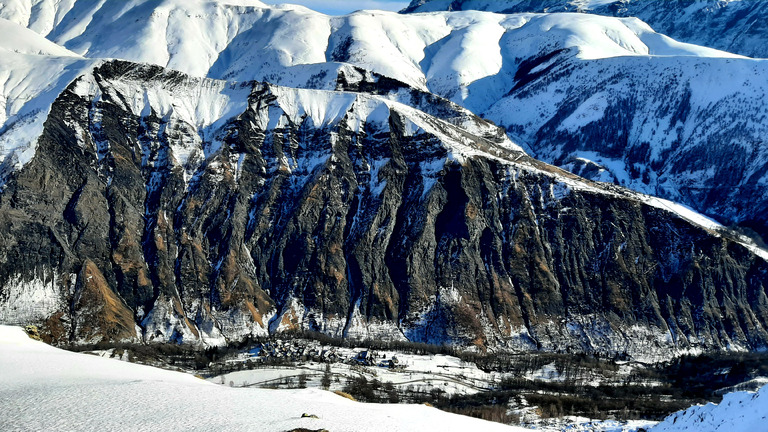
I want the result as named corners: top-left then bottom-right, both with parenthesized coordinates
top-left (0, 60), bottom-right (766, 360)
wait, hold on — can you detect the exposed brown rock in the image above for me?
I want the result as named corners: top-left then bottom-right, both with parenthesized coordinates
top-left (0, 60), bottom-right (766, 359)
top-left (71, 260), bottom-right (137, 343)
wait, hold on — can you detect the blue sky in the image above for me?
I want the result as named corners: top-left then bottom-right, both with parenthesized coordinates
top-left (263, 0), bottom-right (411, 15)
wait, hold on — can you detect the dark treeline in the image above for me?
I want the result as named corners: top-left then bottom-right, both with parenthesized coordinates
top-left (62, 331), bottom-right (768, 423)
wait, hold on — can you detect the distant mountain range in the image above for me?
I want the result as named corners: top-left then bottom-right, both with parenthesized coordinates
top-left (404, 0), bottom-right (768, 58)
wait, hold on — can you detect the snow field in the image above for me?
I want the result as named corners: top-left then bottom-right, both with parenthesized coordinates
top-left (215, 351), bottom-right (502, 396)
top-left (651, 385), bottom-right (768, 432)
top-left (0, 325), bottom-right (527, 431)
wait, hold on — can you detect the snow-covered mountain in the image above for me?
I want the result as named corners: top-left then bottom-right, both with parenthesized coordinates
top-left (0, 325), bottom-right (523, 432)
top-left (0, 0), bottom-right (744, 94)
top-left (4, 0), bottom-right (768, 239)
top-left (1, 55), bottom-right (767, 358)
top-left (480, 31), bottom-right (768, 239)
top-left (0, 18), bottom-right (96, 177)
top-left (403, 0), bottom-right (768, 59)
top-left (1, 0), bottom-right (768, 358)
top-left (0, 0), bottom-right (445, 89)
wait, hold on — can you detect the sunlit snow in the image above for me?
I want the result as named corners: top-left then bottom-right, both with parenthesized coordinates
top-left (0, 325), bottom-right (525, 432)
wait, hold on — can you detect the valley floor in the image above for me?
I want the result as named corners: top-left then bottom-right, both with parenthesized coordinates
top-left (3, 326), bottom-right (766, 432)
top-left (0, 325), bottom-right (523, 432)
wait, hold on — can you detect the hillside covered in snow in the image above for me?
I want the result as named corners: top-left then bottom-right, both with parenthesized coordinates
top-left (0, 325), bottom-right (524, 431)
top-left (650, 384), bottom-right (768, 432)
top-left (403, 0), bottom-right (768, 59)
top-left (3, 324), bottom-right (766, 431)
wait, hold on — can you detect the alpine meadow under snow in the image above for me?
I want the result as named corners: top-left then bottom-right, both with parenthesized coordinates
top-left (1, 0), bottom-right (768, 431)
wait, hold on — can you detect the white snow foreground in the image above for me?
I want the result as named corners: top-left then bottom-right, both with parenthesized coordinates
top-left (0, 325), bottom-right (525, 432)
top-left (650, 385), bottom-right (768, 432)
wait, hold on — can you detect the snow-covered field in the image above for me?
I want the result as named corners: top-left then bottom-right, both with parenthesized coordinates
top-left (215, 350), bottom-right (500, 396)
top-left (0, 325), bottom-right (524, 431)
top-left (2, 325), bottom-right (766, 432)
top-left (213, 347), bottom-right (640, 396)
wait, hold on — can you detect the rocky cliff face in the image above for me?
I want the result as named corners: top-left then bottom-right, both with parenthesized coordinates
top-left (0, 60), bottom-right (767, 360)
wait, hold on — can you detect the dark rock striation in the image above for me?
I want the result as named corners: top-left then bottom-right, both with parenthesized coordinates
top-left (0, 60), bottom-right (767, 360)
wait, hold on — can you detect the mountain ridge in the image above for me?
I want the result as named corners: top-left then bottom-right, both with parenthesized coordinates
top-left (6, 0), bottom-right (767, 240)
top-left (0, 1), bottom-right (767, 360)
top-left (4, 3), bottom-right (767, 242)
top-left (1, 58), bottom-right (767, 360)
top-left (403, 0), bottom-right (768, 59)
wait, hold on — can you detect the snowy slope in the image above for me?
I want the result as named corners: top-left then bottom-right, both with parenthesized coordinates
top-left (481, 44), bottom-right (768, 235)
top-left (0, 1), bottom-right (746, 116)
top-left (404, 0), bottom-right (625, 14)
top-left (0, 18), bottom-right (95, 177)
top-left (403, 0), bottom-right (768, 59)
top-left (650, 385), bottom-right (768, 432)
top-left (0, 16), bottom-right (77, 57)
top-left (0, 0), bottom-right (440, 90)
top-left (0, 325), bottom-right (525, 432)
top-left (0, 0), bottom-right (741, 93)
